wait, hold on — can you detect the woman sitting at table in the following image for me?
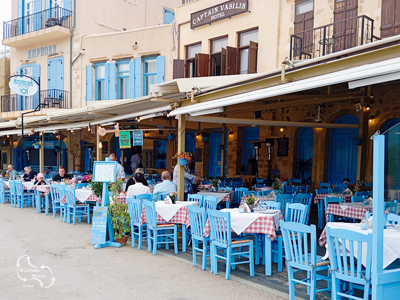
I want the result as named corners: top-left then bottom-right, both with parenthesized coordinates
top-left (126, 173), bottom-right (151, 198)
top-left (125, 168), bottom-right (148, 192)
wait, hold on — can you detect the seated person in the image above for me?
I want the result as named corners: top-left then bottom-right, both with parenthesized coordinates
top-left (52, 166), bottom-right (72, 182)
top-left (125, 168), bottom-right (148, 192)
top-left (6, 165), bottom-right (18, 178)
top-left (34, 173), bottom-right (46, 186)
top-left (23, 166), bottom-right (38, 182)
top-left (126, 173), bottom-right (151, 198)
top-left (153, 171), bottom-right (177, 195)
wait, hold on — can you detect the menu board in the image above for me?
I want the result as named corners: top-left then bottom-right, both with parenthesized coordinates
top-left (91, 207), bottom-right (108, 245)
top-left (143, 150), bottom-right (153, 168)
top-left (93, 161), bottom-right (117, 182)
top-left (277, 138), bottom-right (289, 157)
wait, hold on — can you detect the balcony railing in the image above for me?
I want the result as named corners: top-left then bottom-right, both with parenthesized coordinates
top-left (3, 7), bottom-right (72, 39)
top-left (290, 15), bottom-right (381, 61)
top-left (1, 89), bottom-right (69, 112)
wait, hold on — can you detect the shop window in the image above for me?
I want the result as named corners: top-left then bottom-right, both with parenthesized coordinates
top-left (238, 29), bottom-right (258, 74)
top-left (95, 63), bottom-right (106, 100)
top-left (210, 37), bottom-right (228, 76)
top-left (117, 61), bottom-right (130, 99)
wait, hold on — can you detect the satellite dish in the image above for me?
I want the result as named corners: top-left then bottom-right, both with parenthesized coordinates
top-left (315, 105), bottom-right (322, 123)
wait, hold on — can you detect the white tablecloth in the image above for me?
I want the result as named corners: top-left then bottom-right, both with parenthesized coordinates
top-left (155, 201), bottom-right (197, 222)
top-left (324, 222), bottom-right (400, 269)
top-left (198, 191), bottom-right (230, 203)
top-left (339, 202), bottom-right (372, 211)
top-left (4, 181), bottom-right (34, 190)
top-left (75, 189), bottom-right (94, 202)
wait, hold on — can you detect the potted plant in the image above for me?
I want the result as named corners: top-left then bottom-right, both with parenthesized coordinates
top-left (107, 201), bottom-right (131, 245)
top-left (201, 132), bottom-right (210, 142)
top-left (352, 136), bottom-right (362, 146)
top-left (167, 131), bottom-right (175, 141)
top-left (173, 152), bottom-right (192, 166)
top-left (272, 182), bottom-right (279, 191)
top-left (89, 181), bottom-right (103, 199)
top-left (33, 142), bottom-right (40, 149)
top-left (168, 192), bottom-right (177, 204)
top-left (246, 196), bottom-right (256, 211)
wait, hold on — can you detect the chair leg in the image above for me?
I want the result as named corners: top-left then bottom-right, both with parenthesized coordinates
top-left (165, 229), bottom-right (170, 250)
top-left (147, 229), bottom-right (152, 253)
top-left (192, 239), bottom-right (197, 267)
top-left (153, 231), bottom-right (158, 255)
top-left (310, 270), bottom-right (316, 300)
top-left (201, 240), bottom-right (207, 271)
top-left (249, 242), bottom-right (255, 276)
top-left (138, 226), bottom-right (143, 250)
top-left (212, 243), bottom-right (217, 275)
top-left (277, 237), bottom-right (283, 272)
top-left (131, 225), bottom-right (136, 248)
top-left (174, 227), bottom-right (178, 254)
top-left (225, 247), bottom-right (231, 280)
top-left (288, 266), bottom-right (296, 300)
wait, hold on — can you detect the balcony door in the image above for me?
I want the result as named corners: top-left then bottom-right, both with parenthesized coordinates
top-left (48, 57), bottom-right (64, 101)
top-left (294, 0), bottom-right (314, 58)
top-left (333, 0), bottom-right (358, 53)
top-left (25, 0), bottom-right (35, 33)
top-left (381, 0), bottom-right (400, 38)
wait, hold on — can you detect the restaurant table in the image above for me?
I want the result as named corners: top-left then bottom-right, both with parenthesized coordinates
top-left (255, 186), bottom-right (273, 192)
top-left (314, 193), bottom-right (353, 204)
top-left (203, 208), bottom-right (283, 276)
top-left (325, 202), bottom-right (373, 221)
top-left (61, 190), bottom-right (101, 204)
top-left (4, 181), bottom-right (34, 191)
top-left (197, 191), bottom-right (231, 207)
top-left (198, 184), bottom-right (213, 190)
top-left (319, 222), bottom-right (400, 269)
top-left (35, 185), bottom-right (51, 215)
top-left (139, 200), bottom-right (198, 252)
top-left (240, 195), bottom-right (275, 206)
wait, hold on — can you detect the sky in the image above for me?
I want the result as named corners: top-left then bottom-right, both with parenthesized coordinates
top-left (0, 0), bottom-right (12, 49)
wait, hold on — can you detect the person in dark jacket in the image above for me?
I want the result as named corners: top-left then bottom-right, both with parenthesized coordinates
top-left (125, 168), bottom-right (148, 192)
top-left (52, 166), bottom-right (72, 182)
top-left (23, 166), bottom-right (38, 182)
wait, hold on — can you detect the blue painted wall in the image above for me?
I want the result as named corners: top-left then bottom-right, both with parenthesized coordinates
top-left (242, 127), bottom-right (260, 175)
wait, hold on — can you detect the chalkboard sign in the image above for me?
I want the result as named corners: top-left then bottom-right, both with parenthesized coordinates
top-left (277, 138), bottom-right (289, 157)
top-left (91, 207), bottom-right (108, 245)
top-left (93, 161), bottom-right (117, 182)
top-left (143, 149), bottom-right (153, 168)
top-left (195, 148), bottom-right (202, 162)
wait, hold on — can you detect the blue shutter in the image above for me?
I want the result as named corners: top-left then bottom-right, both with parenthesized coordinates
top-left (34, 0), bottom-right (42, 31)
top-left (156, 56), bottom-right (165, 84)
top-left (129, 61), bottom-right (135, 98)
top-left (134, 58), bottom-right (142, 98)
top-left (18, 0), bottom-right (23, 35)
top-left (45, 0), bottom-right (51, 21)
top-left (163, 8), bottom-right (175, 24)
top-left (32, 65), bottom-right (41, 108)
top-left (103, 63), bottom-right (109, 100)
top-left (16, 68), bottom-right (23, 111)
top-left (86, 65), bottom-right (93, 102)
top-left (106, 62), bottom-right (116, 100)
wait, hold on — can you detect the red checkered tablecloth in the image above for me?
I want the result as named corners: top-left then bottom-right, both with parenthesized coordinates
top-left (138, 204), bottom-right (191, 227)
top-left (240, 196), bottom-right (275, 206)
top-left (314, 194), bottom-right (352, 204)
top-left (325, 203), bottom-right (372, 222)
top-left (60, 192), bottom-right (101, 204)
top-left (198, 184), bottom-right (212, 189)
top-left (255, 187), bottom-right (273, 192)
top-left (35, 185), bottom-right (51, 194)
top-left (116, 195), bottom-right (127, 204)
top-left (203, 211), bottom-right (283, 241)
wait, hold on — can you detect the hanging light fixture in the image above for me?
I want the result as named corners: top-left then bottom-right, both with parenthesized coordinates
top-left (280, 127), bottom-right (284, 132)
top-left (228, 131), bottom-right (234, 138)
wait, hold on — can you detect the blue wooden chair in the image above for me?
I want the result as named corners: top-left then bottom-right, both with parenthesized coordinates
top-left (385, 201), bottom-right (398, 213)
top-left (316, 188), bottom-right (333, 229)
top-left (50, 184), bottom-right (66, 221)
top-left (336, 183), bottom-right (348, 190)
top-left (234, 187), bottom-right (248, 205)
top-left (187, 205), bottom-right (209, 270)
top-left (351, 196), bottom-right (366, 203)
top-left (65, 187), bottom-right (90, 225)
top-left (261, 190), bottom-right (274, 196)
top-left (293, 193), bottom-right (313, 224)
top-left (319, 181), bottom-right (331, 189)
top-left (136, 194), bottom-right (152, 201)
top-left (15, 180), bottom-right (34, 209)
top-left (208, 209), bottom-right (254, 280)
top-left (188, 194), bottom-right (204, 207)
top-left (275, 194), bottom-right (294, 219)
top-left (280, 221), bottom-right (331, 300)
top-left (296, 185), bottom-right (309, 194)
top-left (75, 183), bottom-right (88, 189)
top-left (283, 185), bottom-right (295, 194)
top-left (387, 213), bottom-right (400, 224)
top-left (292, 178), bottom-right (302, 185)
top-left (326, 227), bottom-right (372, 300)
top-left (324, 196), bottom-right (343, 222)
top-left (272, 203), bottom-right (308, 272)
top-left (0, 178), bottom-right (10, 204)
top-left (258, 200), bottom-right (281, 210)
top-left (203, 196), bottom-right (218, 212)
top-left (9, 180), bottom-right (17, 207)
top-left (143, 200), bottom-right (178, 255)
top-left (126, 197), bottom-right (147, 250)
top-left (355, 191), bottom-right (369, 198)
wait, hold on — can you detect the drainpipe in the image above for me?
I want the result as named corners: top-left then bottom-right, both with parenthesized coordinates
top-left (69, 0), bottom-right (77, 109)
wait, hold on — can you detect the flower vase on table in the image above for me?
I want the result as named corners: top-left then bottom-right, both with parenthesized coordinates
top-left (246, 196), bottom-right (255, 212)
top-left (169, 192), bottom-right (177, 204)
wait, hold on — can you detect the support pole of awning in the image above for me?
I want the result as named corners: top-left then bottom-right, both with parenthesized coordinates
top-left (39, 134), bottom-right (44, 173)
top-left (187, 116), bottom-right (359, 129)
top-left (96, 125), bottom-right (101, 162)
top-left (177, 115), bottom-right (186, 201)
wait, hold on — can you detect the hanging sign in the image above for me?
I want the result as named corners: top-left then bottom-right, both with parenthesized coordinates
top-left (191, 0), bottom-right (248, 29)
top-left (277, 138), bottom-right (289, 157)
top-left (91, 207), bottom-right (108, 245)
top-left (132, 130), bottom-right (143, 146)
top-left (119, 131), bottom-right (131, 149)
top-left (9, 76), bottom-right (39, 96)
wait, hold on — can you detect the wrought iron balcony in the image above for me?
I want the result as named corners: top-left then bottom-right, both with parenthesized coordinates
top-left (290, 15), bottom-right (380, 61)
top-left (3, 7), bottom-right (72, 39)
top-left (1, 89), bottom-right (69, 113)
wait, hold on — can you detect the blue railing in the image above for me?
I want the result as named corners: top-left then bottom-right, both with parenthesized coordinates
top-left (3, 7), bottom-right (72, 39)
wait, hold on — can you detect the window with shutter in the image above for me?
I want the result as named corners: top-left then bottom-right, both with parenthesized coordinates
top-left (186, 43), bottom-right (202, 78)
top-left (143, 57), bottom-right (157, 96)
top-left (210, 36), bottom-right (228, 76)
top-left (86, 65), bottom-right (93, 102)
top-left (226, 46), bottom-right (239, 75)
top-left (195, 53), bottom-right (210, 77)
top-left (117, 61), bottom-right (129, 99)
top-left (294, 0), bottom-right (314, 58)
top-left (173, 59), bottom-right (185, 79)
top-left (238, 29), bottom-right (258, 74)
top-left (381, 0), bottom-right (400, 38)
top-left (333, 0), bottom-right (358, 52)
top-left (95, 63), bottom-right (105, 101)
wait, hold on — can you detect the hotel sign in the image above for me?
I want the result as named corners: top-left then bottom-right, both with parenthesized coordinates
top-left (191, 0), bottom-right (248, 29)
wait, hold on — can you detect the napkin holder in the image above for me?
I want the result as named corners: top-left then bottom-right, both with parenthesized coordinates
top-left (165, 196), bottom-right (173, 205)
top-left (243, 203), bottom-right (251, 213)
top-left (344, 188), bottom-right (352, 195)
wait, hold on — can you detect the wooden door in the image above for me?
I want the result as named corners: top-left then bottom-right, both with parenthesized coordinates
top-left (294, 0), bottom-right (314, 57)
top-left (381, 0), bottom-right (400, 38)
top-left (333, 0), bottom-right (358, 53)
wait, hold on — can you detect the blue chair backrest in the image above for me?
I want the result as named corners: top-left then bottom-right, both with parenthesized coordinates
top-left (234, 187), bottom-right (248, 203)
top-left (323, 196), bottom-right (342, 212)
top-left (65, 187), bottom-right (76, 207)
top-left (256, 178), bottom-right (264, 184)
top-left (293, 193), bottom-right (312, 206)
top-left (292, 178), bottom-right (302, 185)
top-left (255, 184), bottom-right (265, 188)
top-left (0, 178), bottom-right (4, 193)
top-left (15, 180), bottom-right (24, 195)
top-left (203, 196), bottom-right (218, 211)
top-left (201, 181), bottom-right (212, 184)
top-left (387, 213), bottom-right (400, 224)
top-left (276, 194), bottom-right (294, 218)
top-left (385, 201), bottom-right (398, 213)
top-left (136, 194), bottom-right (152, 201)
top-left (283, 185), bottom-right (295, 194)
top-left (9, 180), bottom-right (16, 195)
top-left (351, 196), bottom-right (366, 203)
top-left (333, 187), bottom-right (345, 194)
top-left (261, 190), bottom-right (273, 196)
top-left (126, 197), bottom-right (142, 225)
top-left (319, 181), bottom-right (331, 189)
top-left (336, 183), bottom-right (347, 189)
top-left (280, 220), bottom-right (317, 269)
top-left (143, 200), bottom-right (157, 229)
top-left (285, 203), bottom-right (307, 223)
top-left (188, 194), bottom-right (204, 207)
top-left (187, 205), bottom-right (207, 241)
top-left (243, 191), bottom-right (255, 197)
top-left (355, 191), bottom-right (369, 198)
top-left (75, 183), bottom-right (88, 189)
top-left (364, 182), bottom-right (372, 188)
top-left (50, 184), bottom-right (61, 202)
top-left (208, 209), bottom-right (231, 248)
top-left (326, 227), bottom-right (372, 283)
top-left (296, 185), bottom-right (309, 194)
top-left (315, 188), bottom-right (332, 195)
top-left (258, 200), bottom-right (281, 210)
